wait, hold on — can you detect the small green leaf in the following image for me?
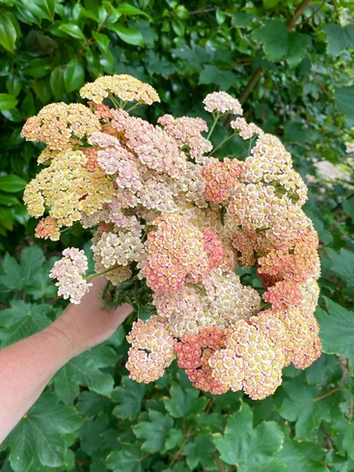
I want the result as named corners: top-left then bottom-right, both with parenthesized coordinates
top-left (107, 24), bottom-right (144, 46)
top-left (0, 174), bottom-right (27, 192)
top-left (106, 447), bottom-right (143, 472)
top-left (251, 20), bottom-right (289, 62)
top-left (116, 3), bottom-right (151, 20)
top-left (58, 24), bottom-right (86, 40)
top-left (92, 31), bottom-right (110, 54)
top-left (163, 385), bottom-right (208, 418)
top-left (183, 434), bottom-right (216, 470)
top-left (21, 0), bottom-right (56, 22)
top-left (316, 298), bottom-right (354, 368)
top-left (0, 12), bottom-right (17, 53)
top-left (0, 93), bottom-right (19, 111)
top-left (199, 65), bottom-right (238, 91)
top-left (112, 376), bottom-right (145, 419)
top-left (64, 58), bottom-right (85, 93)
top-left (232, 12), bottom-right (255, 27)
top-left (278, 378), bottom-right (331, 439)
top-left (50, 65), bottom-right (65, 100)
top-left (0, 193), bottom-right (21, 205)
top-left (133, 410), bottom-right (173, 453)
top-left (262, 0), bottom-right (280, 8)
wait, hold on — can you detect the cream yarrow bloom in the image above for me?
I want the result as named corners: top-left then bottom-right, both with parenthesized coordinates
top-left (50, 248), bottom-right (92, 304)
top-left (79, 74), bottom-right (160, 105)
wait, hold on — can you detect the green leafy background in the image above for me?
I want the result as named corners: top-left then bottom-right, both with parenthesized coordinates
top-left (1, 0), bottom-right (354, 470)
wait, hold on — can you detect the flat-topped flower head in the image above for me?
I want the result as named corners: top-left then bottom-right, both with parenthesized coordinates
top-left (203, 91), bottom-right (243, 115)
top-left (21, 103), bottom-right (100, 152)
top-left (79, 74), bottom-right (160, 105)
top-left (50, 248), bottom-right (92, 304)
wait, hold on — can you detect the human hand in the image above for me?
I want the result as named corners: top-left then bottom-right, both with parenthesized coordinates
top-left (46, 277), bottom-right (132, 358)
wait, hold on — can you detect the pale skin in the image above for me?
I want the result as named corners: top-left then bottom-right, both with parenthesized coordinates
top-left (0, 277), bottom-right (132, 444)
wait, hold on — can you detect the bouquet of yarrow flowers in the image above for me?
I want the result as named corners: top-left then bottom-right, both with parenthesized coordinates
top-left (21, 74), bottom-right (321, 400)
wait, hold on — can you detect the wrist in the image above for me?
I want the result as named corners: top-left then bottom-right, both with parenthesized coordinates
top-left (44, 314), bottom-right (82, 359)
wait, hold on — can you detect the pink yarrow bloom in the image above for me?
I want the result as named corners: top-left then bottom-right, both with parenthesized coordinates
top-left (203, 91), bottom-right (243, 115)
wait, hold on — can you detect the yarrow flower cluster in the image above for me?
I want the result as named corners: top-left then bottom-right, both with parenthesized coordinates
top-left (22, 80), bottom-right (322, 400)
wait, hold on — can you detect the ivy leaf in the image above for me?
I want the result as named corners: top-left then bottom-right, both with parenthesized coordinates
top-left (53, 344), bottom-right (116, 403)
top-left (251, 20), bottom-right (289, 62)
top-left (133, 410), bottom-right (173, 453)
top-left (316, 298), bottom-right (354, 368)
top-left (342, 197), bottom-right (354, 221)
top-left (199, 65), bottom-right (238, 91)
top-left (64, 58), bottom-right (85, 93)
top-left (323, 23), bottom-right (354, 56)
top-left (0, 301), bottom-right (52, 347)
top-left (331, 416), bottom-right (354, 462)
top-left (335, 85), bottom-right (354, 125)
top-left (163, 385), bottom-right (208, 418)
top-left (213, 401), bottom-right (285, 470)
top-left (286, 32), bottom-right (311, 68)
top-left (106, 446), bottom-right (143, 472)
top-left (278, 379), bottom-right (331, 439)
top-left (3, 393), bottom-right (82, 470)
top-left (277, 435), bottom-right (328, 471)
top-left (0, 253), bottom-right (23, 290)
top-left (20, 246), bottom-right (45, 286)
top-left (326, 247), bottom-right (354, 279)
top-left (165, 428), bottom-right (184, 451)
top-left (112, 376), bottom-right (146, 419)
top-left (183, 434), bottom-right (216, 470)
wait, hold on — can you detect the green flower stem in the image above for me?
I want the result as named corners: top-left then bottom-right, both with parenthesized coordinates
top-left (209, 131), bottom-right (237, 155)
top-left (126, 101), bottom-right (143, 112)
top-left (207, 112), bottom-right (221, 140)
top-left (85, 265), bottom-right (121, 281)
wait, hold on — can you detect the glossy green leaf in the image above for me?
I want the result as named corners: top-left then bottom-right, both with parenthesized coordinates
top-left (21, 0), bottom-right (56, 22)
top-left (92, 31), bottom-right (110, 54)
top-left (0, 174), bottom-right (27, 192)
top-left (58, 24), bottom-right (86, 40)
top-left (0, 11), bottom-right (17, 53)
top-left (323, 23), bottom-right (354, 56)
top-left (64, 58), bottom-right (85, 93)
top-left (0, 93), bottom-right (18, 111)
top-left (116, 3), bottom-right (151, 20)
top-left (107, 24), bottom-right (144, 46)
